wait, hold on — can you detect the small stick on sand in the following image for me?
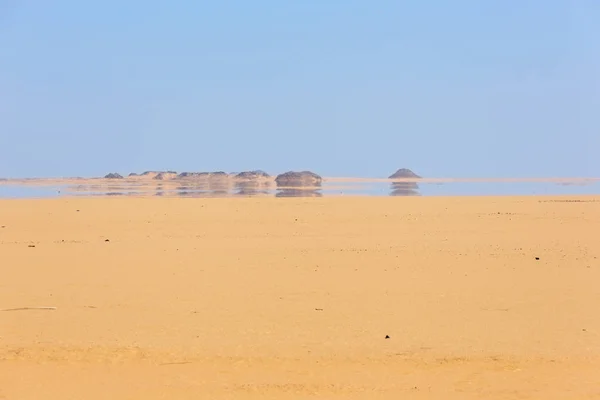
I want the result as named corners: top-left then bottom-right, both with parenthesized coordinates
top-left (1, 307), bottom-right (57, 312)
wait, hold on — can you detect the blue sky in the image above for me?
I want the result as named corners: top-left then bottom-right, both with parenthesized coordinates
top-left (1, 1), bottom-right (598, 178)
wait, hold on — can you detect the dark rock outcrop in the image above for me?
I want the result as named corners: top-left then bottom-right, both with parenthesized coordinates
top-left (141, 170), bottom-right (177, 176)
top-left (235, 170), bottom-right (270, 180)
top-left (153, 172), bottom-right (178, 180)
top-left (177, 172), bottom-right (210, 179)
top-left (104, 173), bottom-right (123, 179)
top-left (275, 171), bottom-right (322, 187)
top-left (177, 171), bottom-right (229, 179)
top-left (388, 168), bottom-right (421, 179)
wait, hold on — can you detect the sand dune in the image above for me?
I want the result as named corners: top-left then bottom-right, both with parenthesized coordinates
top-left (1, 196), bottom-right (599, 399)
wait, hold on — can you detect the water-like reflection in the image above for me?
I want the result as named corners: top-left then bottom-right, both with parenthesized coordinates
top-left (174, 185), bottom-right (206, 197)
top-left (275, 179), bottom-right (323, 197)
top-left (389, 182), bottom-right (421, 196)
top-left (276, 188), bottom-right (323, 197)
top-left (235, 181), bottom-right (271, 196)
top-left (275, 184), bottom-right (323, 197)
top-left (4, 177), bottom-right (600, 199)
top-left (173, 180), bottom-right (232, 197)
top-left (209, 180), bottom-right (230, 195)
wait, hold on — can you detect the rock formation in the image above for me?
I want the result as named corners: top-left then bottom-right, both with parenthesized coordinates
top-left (133, 171), bottom-right (178, 179)
top-left (275, 171), bottom-right (322, 187)
top-left (388, 169), bottom-right (420, 196)
top-left (177, 171), bottom-right (229, 180)
top-left (234, 172), bottom-right (272, 196)
top-left (104, 173), bottom-right (123, 179)
top-left (153, 172), bottom-right (178, 180)
top-left (177, 172), bottom-right (209, 179)
top-left (235, 170), bottom-right (270, 180)
top-left (388, 168), bottom-right (421, 179)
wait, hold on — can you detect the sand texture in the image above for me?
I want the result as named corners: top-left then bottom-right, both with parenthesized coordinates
top-left (1, 196), bottom-right (599, 399)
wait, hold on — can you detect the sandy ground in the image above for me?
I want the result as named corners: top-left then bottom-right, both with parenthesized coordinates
top-left (1, 196), bottom-right (599, 399)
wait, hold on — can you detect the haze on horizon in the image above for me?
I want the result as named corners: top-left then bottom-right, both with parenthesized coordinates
top-left (1, 1), bottom-right (598, 179)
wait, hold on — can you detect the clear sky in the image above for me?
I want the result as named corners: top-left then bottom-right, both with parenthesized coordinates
top-left (1, 1), bottom-right (598, 178)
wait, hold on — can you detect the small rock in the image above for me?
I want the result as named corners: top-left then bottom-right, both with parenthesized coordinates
top-left (105, 239), bottom-right (110, 242)
top-left (28, 245), bottom-right (36, 248)
top-left (385, 335), bottom-right (390, 339)
top-left (535, 257), bottom-right (540, 260)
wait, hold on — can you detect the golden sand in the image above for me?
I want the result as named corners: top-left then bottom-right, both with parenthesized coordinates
top-left (1, 196), bottom-right (599, 399)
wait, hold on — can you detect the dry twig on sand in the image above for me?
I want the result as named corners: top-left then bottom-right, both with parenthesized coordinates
top-left (1, 307), bottom-right (57, 312)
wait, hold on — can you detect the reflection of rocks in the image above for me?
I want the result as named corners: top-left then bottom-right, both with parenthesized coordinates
top-left (389, 168), bottom-right (421, 196)
top-left (104, 173), bottom-right (123, 179)
top-left (388, 168), bottom-right (421, 179)
top-left (233, 170), bottom-right (271, 196)
top-left (275, 171), bottom-right (322, 187)
top-left (207, 173), bottom-right (230, 192)
top-left (275, 171), bottom-right (322, 197)
top-left (234, 181), bottom-right (271, 196)
top-left (390, 182), bottom-right (421, 196)
top-left (176, 185), bottom-right (205, 197)
top-left (276, 188), bottom-right (323, 198)
top-left (175, 179), bottom-right (230, 197)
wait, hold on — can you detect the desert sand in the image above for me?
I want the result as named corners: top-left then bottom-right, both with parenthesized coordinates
top-left (1, 195), bottom-right (599, 399)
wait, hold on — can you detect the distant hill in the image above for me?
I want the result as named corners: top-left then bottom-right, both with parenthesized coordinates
top-left (153, 172), bottom-right (178, 180)
top-left (388, 168), bottom-right (421, 179)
